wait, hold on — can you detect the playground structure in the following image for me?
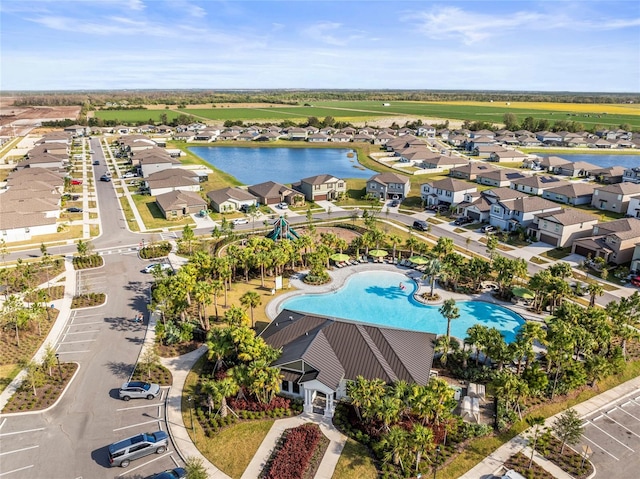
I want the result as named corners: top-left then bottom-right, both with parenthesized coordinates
top-left (267, 216), bottom-right (300, 241)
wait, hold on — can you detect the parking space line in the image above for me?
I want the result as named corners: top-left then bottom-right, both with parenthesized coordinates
top-left (0, 465), bottom-right (34, 476)
top-left (115, 452), bottom-right (173, 477)
top-left (116, 403), bottom-right (163, 411)
top-left (64, 330), bottom-right (100, 335)
top-left (582, 435), bottom-right (619, 460)
top-left (55, 350), bottom-right (91, 354)
top-left (68, 321), bottom-right (104, 326)
top-left (0, 419), bottom-right (6, 430)
top-left (58, 339), bottom-right (97, 344)
top-left (604, 412), bottom-right (640, 439)
top-left (0, 445), bottom-right (39, 456)
top-left (0, 427), bottom-right (44, 437)
top-left (616, 405), bottom-right (640, 422)
top-left (113, 418), bottom-right (163, 431)
top-left (586, 421), bottom-right (635, 451)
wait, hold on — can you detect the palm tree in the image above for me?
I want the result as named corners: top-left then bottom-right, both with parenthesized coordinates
top-left (405, 237), bottom-right (420, 257)
top-left (439, 298), bottom-right (460, 345)
top-left (224, 305), bottom-right (249, 327)
top-left (587, 282), bottom-right (604, 308)
top-left (240, 291), bottom-right (262, 328)
top-left (373, 395), bottom-right (402, 433)
top-left (433, 237), bottom-right (454, 259)
top-left (409, 424), bottom-right (435, 473)
top-left (192, 281), bottom-right (213, 331)
top-left (377, 426), bottom-right (409, 473)
top-left (421, 258), bottom-right (441, 297)
top-left (216, 376), bottom-right (240, 417)
top-left (388, 234), bottom-right (402, 261)
top-left (465, 324), bottom-right (489, 366)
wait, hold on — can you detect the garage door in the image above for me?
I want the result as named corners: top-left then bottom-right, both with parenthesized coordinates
top-left (468, 211), bottom-right (480, 221)
top-left (539, 233), bottom-right (559, 247)
top-left (314, 194), bottom-right (327, 201)
top-left (574, 245), bottom-right (592, 257)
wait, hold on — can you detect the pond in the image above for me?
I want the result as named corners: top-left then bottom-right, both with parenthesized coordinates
top-left (189, 146), bottom-right (376, 185)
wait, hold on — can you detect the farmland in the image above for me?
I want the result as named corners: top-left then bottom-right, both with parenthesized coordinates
top-left (91, 100), bottom-right (640, 129)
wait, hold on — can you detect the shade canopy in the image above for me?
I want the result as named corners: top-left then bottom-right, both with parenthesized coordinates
top-left (512, 286), bottom-right (535, 299)
top-left (409, 256), bottom-right (429, 265)
top-left (369, 249), bottom-right (388, 257)
top-left (330, 253), bottom-right (350, 262)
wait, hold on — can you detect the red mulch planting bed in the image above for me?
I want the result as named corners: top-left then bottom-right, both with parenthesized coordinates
top-left (2, 363), bottom-right (78, 413)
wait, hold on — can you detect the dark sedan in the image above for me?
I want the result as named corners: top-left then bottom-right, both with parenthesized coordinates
top-left (67, 207), bottom-right (83, 213)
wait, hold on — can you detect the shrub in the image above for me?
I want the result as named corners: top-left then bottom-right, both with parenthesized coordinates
top-left (264, 423), bottom-right (322, 479)
top-left (139, 242), bottom-right (172, 259)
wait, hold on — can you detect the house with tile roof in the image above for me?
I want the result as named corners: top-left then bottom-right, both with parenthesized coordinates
top-left (419, 155), bottom-right (469, 171)
top-left (554, 161), bottom-right (600, 178)
top-left (528, 209), bottom-right (600, 247)
top-left (248, 181), bottom-right (304, 206)
top-left (260, 309), bottom-right (436, 418)
top-left (366, 172), bottom-right (411, 200)
top-left (488, 150), bottom-right (528, 163)
top-left (592, 166), bottom-right (626, 185)
top-left (155, 190), bottom-right (207, 220)
top-left (490, 195), bottom-right (561, 232)
top-left (591, 182), bottom-right (640, 214)
top-left (145, 168), bottom-right (200, 196)
top-left (421, 178), bottom-right (477, 207)
top-left (449, 162), bottom-right (496, 181)
top-left (476, 169), bottom-right (526, 188)
top-left (457, 187), bottom-right (527, 223)
top-left (571, 218), bottom-right (640, 264)
top-left (293, 174), bottom-right (346, 202)
top-left (541, 182), bottom-right (597, 206)
top-left (510, 175), bottom-right (570, 196)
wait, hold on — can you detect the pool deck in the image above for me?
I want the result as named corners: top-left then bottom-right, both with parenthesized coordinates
top-left (266, 261), bottom-right (546, 329)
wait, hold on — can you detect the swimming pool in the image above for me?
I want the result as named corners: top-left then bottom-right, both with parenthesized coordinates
top-left (281, 271), bottom-right (524, 342)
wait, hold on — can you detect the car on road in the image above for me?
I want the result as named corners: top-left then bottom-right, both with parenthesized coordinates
top-left (277, 202), bottom-right (288, 209)
top-left (142, 263), bottom-right (172, 274)
top-left (100, 175), bottom-right (111, 182)
top-left (118, 381), bottom-right (161, 401)
top-left (152, 468), bottom-right (187, 479)
top-left (481, 225), bottom-right (496, 233)
top-left (233, 217), bottom-right (249, 225)
top-left (108, 430), bottom-right (168, 467)
top-left (67, 207), bottom-right (83, 213)
top-left (454, 216), bottom-right (473, 226)
top-left (89, 149), bottom-right (95, 154)
top-left (122, 172), bottom-right (138, 178)
top-left (412, 220), bottom-right (429, 231)
top-left (93, 160), bottom-right (100, 165)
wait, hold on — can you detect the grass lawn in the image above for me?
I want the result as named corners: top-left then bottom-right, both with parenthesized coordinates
top-left (131, 194), bottom-right (195, 230)
top-left (541, 247), bottom-right (572, 260)
top-left (117, 194), bottom-right (140, 232)
top-left (530, 256), bottom-right (549, 265)
top-left (332, 438), bottom-right (378, 479)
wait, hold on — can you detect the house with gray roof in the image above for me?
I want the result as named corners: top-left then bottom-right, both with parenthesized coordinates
top-left (145, 168), bottom-right (200, 196)
top-left (248, 181), bottom-right (304, 206)
top-left (449, 162), bottom-right (496, 181)
top-left (206, 187), bottom-right (257, 213)
top-left (476, 169), bottom-right (526, 188)
top-left (542, 182), bottom-right (597, 206)
top-left (260, 309), bottom-right (436, 417)
top-left (293, 174), bottom-right (346, 202)
top-left (366, 172), bottom-right (411, 200)
top-left (421, 178), bottom-right (477, 207)
top-left (591, 182), bottom-right (640, 214)
top-left (571, 218), bottom-right (640, 264)
top-left (419, 155), bottom-right (469, 170)
top-left (592, 166), bottom-right (626, 185)
top-left (510, 175), bottom-right (570, 196)
top-left (490, 195), bottom-right (561, 231)
top-left (458, 187), bottom-right (527, 223)
top-left (554, 161), bottom-right (600, 178)
top-left (528, 209), bottom-right (600, 247)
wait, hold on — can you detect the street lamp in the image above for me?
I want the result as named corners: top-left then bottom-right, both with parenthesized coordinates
top-left (55, 353), bottom-right (62, 383)
top-left (433, 446), bottom-right (441, 479)
top-left (187, 395), bottom-right (194, 432)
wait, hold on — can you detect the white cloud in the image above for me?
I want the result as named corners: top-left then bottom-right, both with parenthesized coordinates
top-left (302, 21), bottom-right (365, 46)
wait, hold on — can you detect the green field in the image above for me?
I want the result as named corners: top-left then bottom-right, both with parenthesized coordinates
top-left (93, 100), bottom-right (640, 128)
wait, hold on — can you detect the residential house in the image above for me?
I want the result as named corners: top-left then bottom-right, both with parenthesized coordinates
top-left (145, 168), bottom-right (200, 196)
top-left (366, 173), bottom-right (411, 200)
top-left (287, 128), bottom-right (308, 141)
top-left (630, 244), bottom-right (640, 274)
top-left (537, 156), bottom-right (572, 173)
top-left (248, 181), bottom-right (304, 206)
top-left (591, 183), bottom-right (640, 214)
top-left (138, 153), bottom-right (181, 178)
top-left (554, 161), bottom-right (600, 178)
top-left (623, 167), bottom-right (640, 184)
top-left (517, 136), bottom-right (543, 147)
top-left (510, 175), bottom-right (570, 196)
top-left (331, 133), bottom-right (353, 143)
top-left (0, 211), bottom-right (58, 243)
top-left (17, 153), bottom-right (65, 170)
top-left (419, 155), bottom-right (469, 170)
top-left (459, 188), bottom-right (527, 223)
top-left (528, 209), bottom-right (600, 247)
top-left (307, 133), bottom-right (330, 143)
top-left (155, 190), bottom-right (207, 220)
top-left (206, 187), bottom-right (257, 213)
top-left (63, 125), bottom-right (87, 137)
top-left (373, 132), bottom-right (396, 146)
top-left (449, 163), bottom-right (496, 181)
top-left (421, 178), bottom-right (477, 206)
top-left (593, 166), bottom-right (626, 184)
top-left (471, 144), bottom-right (501, 157)
top-left (571, 218), bottom-right (640, 264)
top-left (490, 195), bottom-right (561, 231)
top-left (476, 169), bottom-right (526, 188)
top-left (535, 131), bottom-right (563, 144)
top-left (293, 174), bottom-right (346, 202)
top-left (625, 196), bottom-right (640, 218)
top-left (541, 182), bottom-right (597, 206)
top-left (260, 309), bottom-right (435, 418)
top-left (488, 150), bottom-right (528, 163)
top-left (416, 125), bottom-right (436, 138)
top-left (173, 131), bottom-right (195, 142)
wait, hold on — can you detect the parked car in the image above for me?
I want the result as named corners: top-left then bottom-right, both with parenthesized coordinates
top-left (142, 263), bottom-right (172, 274)
top-left (107, 431), bottom-right (168, 467)
top-left (277, 202), bottom-right (288, 209)
top-left (233, 217), bottom-right (249, 225)
top-left (118, 381), bottom-right (161, 401)
top-left (89, 149), bottom-right (95, 154)
top-left (100, 175), bottom-right (111, 182)
top-left (412, 220), bottom-right (429, 231)
top-left (67, 207), bottom-right (83, 213)
top-left (70, 179), bottom-right (82, 185)
top-left (93, 160), bottom-right (99, 165)
top-left (390, 200), bottom-right (400, 207)
top-left (631, 276), bottom-right (640, 287)
top-left (454, 216), bottom-right (473, 226)
top-left (122, 172), bottom-right (137, 179)
top-left (481, 225), bottom-right (496, 233)
top-left (152, 468), bottom-right (186, 479)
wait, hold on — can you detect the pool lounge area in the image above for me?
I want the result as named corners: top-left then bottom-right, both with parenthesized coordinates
top-left (268, 263), bottom-right (531, 344)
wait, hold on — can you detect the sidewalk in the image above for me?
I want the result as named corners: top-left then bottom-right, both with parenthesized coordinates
top-left (459, 375), bottom-right (640, 479)
top-left (0, 255), bottom-right (77, 411)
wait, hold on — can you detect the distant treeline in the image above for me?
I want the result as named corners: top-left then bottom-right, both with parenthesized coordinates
top-left (10, 89), bottom-right (640, 107)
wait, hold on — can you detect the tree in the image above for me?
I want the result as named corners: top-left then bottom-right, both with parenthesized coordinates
top-left (23, 359), bottom-right (45, 396)
top-left (503, 112), bottom-right (519, 130)
top-left (184, 456), bottom-right (208, 479)
top-left (422, 259), bottom-right (441, 297)
top-left (439, 298), bottom-right (460, 345)
top-left (240, 291), bottom-right (262, 328)
top-left (409, 423), bottom-right (435, 472)
top-left (376, 425), bottom-right (409, 473)
top-left (224, 305), bottom-right (249, 327)
top-left (526, 415), bottom-right (546, 469)
top-left (139, 346), bottom-right (160, 379)
top-left (485, 235), bottom-right (498, 264)
top-left (42, 344), bottom-right (57, 378)
top-left (433, 237), bottom-right (454, 259)
top-left (587, 282), bottom-right (604, 308)
top-left (552, 408), bottom-right (584, 454)
top-left (181, 224), bottom-right (196, 255)
top-left (76, 239), bottom-right (88, 257)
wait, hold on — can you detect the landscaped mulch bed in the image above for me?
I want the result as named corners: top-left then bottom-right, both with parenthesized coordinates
top-left (504, 452), bottom-right (554, 479)
top-left (540, 436), bottom-right (594, 479)
top-left (24, 285), bottom-right (65, 302)
top-left (0, 309), bottom-right (60, 370)
top-left (131, 363), bottom-right (172, 386)
top-left (1, 363), bottom-right (78, 413)
top-left (72, 254), bottom-right (104, 270)
top-left (157, 340), bottom-right (201, 358)
top-left (71, 292), bottom-right (106, 308)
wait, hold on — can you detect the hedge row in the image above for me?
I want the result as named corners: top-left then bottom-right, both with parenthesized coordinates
top-left (72, 254), bottom-right (103, 270)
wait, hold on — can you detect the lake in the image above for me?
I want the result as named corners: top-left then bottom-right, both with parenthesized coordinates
top-left (530, 152), bottom-right (640, 169)
top-left (189, 147), bottom-right (376, 185)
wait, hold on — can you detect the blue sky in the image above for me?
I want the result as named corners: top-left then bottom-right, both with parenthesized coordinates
top-left (1, 0), bottom-right (639, 92)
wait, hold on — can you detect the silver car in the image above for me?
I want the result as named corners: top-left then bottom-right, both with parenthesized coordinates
top-left (108, 431), bottom-right (168, 467)
top-left (118, 381), bottom-right (161, 401)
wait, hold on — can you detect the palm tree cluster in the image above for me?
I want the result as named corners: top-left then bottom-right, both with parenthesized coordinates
top-left (346, 376), bottom-right (457, 475)
top-left (201, 325), bottom-right (283, 417)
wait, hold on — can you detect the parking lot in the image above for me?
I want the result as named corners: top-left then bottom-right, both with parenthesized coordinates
top-left (577, 393), bottom-right (640, 479)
